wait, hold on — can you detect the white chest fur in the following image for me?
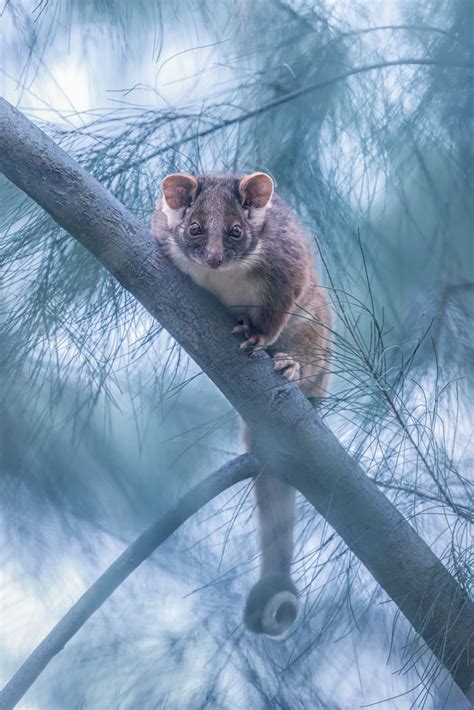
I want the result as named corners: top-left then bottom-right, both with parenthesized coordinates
top-left (170, 248), bottom-right (263, 313)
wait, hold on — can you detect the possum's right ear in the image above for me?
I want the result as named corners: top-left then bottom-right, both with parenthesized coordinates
top-left (161, 173), bottom-right (198, 210)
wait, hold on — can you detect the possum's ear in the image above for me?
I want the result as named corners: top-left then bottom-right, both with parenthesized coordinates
top-left (239, 172), bottom-right (274, 208)
top-left (161, 173), bottom-right (198, 210)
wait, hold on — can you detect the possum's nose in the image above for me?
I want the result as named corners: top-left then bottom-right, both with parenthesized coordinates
top-left (206, 251), bottom-right (223, 268)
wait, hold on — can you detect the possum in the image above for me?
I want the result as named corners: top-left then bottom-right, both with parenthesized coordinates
top-left (152, 172), bottom-right (331, 636)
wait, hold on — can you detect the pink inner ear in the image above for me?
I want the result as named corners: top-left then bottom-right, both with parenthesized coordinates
top-left (240, 173), bottom-right (273, 208)
top-left (162, 175), bottom-right (197, 210)
top-left (166, 186), bottom-right (188, 210)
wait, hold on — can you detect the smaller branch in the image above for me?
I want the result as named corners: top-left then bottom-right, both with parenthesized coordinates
top-left (107, 57), bottom-right (474, 178)
top-left (338, 23), bottom-right (457, 41)
top-left (317, 241), bottom-right (472, 522)
top-left (0, 454), bottom-right (259, 710)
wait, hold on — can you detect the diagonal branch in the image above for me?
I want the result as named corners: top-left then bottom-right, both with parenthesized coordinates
top-left (106, 57), bottom-right (474, 178)
top-left (0, 98), bottom-right (472, 700)
top-left (0, 455), bottom-right (259, 710)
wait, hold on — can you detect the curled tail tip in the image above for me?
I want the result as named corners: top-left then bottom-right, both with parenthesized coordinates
top-left (244, 574), bottom-right (299, 637)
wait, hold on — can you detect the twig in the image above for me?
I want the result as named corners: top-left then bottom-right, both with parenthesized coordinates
top-left (0, 454), bottom-right (259, 710)
top-left (106, 57), bottom-right (474, 178)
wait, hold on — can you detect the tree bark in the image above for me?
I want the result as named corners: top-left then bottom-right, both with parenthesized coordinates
top-left (0, 98), bottom-right (472, 699)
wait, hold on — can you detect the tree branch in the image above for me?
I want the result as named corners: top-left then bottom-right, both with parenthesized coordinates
top-left (0, 98), bottom-right (472, 699)
top-left (106, 57), bottom-right (474, 178)
top-left (0, 455), bottom-right (259, 710)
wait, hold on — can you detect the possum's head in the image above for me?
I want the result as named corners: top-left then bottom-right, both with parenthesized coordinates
top-left (160, 172), bottom-right (273, 270)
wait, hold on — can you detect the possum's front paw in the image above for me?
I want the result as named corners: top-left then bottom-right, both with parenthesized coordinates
top-left (232, 315), bottom-right (252, 338)
top-left (232, 318), bottom-right (271, 354)
top-left (273, 352), bottom-right (300, 381)
top-left (239, 332), bottom-right (270, 353)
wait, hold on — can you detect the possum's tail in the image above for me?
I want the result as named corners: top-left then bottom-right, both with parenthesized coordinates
top-left (242, 424), bottom-right (299, 636)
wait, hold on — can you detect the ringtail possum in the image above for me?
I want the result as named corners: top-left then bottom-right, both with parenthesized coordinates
top-left (152, 172), bottom-right (331, 636)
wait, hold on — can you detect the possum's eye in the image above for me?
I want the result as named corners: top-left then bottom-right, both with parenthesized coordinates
top-left (229, 224), bottom-right (242, 240)
top-left (189, 222), bottom-right (202, 237)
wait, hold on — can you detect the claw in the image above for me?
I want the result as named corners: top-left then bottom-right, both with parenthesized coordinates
top-left (273, 352), bottom-right (300, 381)
top-left (240, 334), bottom-right (267, 353)
top-left (240, 334), bottom-right (258, 349)
top-left (232, 315), bottom-right (253, 338)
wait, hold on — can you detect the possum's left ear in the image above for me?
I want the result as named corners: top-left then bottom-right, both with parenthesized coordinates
top-left (239, 172), bottom-right (274, 208)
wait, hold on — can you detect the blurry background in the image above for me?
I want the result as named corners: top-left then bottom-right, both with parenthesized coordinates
top-left (0, 0), bottom-right (473, 707)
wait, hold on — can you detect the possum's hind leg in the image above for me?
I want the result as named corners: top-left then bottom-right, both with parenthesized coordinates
top-left (272, 351), bottom-right (301, 382)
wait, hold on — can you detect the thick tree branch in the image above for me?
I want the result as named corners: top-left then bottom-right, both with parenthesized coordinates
top-left (0, 455), bottom-right (258, 710)
top-left (0, 98), bottom-right (472, 699)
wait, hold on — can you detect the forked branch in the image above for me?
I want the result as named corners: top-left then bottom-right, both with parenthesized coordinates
top-left (0, 98), bottom-right (472, 701)
top-left (0, 455), bottom-right (258, 710)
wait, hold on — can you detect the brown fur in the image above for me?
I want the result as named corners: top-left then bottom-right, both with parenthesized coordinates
top-left (152, 172), bottom-right (332, 634)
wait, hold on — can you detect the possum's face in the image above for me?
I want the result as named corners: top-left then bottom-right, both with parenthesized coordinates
top-left (160, 173), bottom-right (273, 270)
